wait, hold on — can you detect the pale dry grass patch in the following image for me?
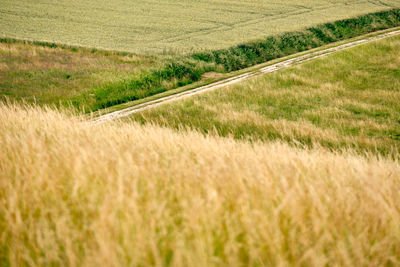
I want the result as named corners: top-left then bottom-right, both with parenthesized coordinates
top-left (336, 117), bottom-right (391, 131)
top-left (0, 63), bottom-right (8, 71)
top-left (213, 106), bottom-right (365, 149)
top-left (216, 109), bottom-right (266, 124)
top-left (1, 103), bottom-right (399, 266)
top-left (0, 43), bottom-right (130, 72)
top-left (153, 96), bottom-right (396, 155)
top-left (269, 119), bottom-right (341, 140)
top-left (214, 109), bottom-right (337, 140)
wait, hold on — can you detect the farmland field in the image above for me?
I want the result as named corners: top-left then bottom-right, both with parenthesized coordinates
top-left (1, 0), bottom-right (400, 54)
top-left (1, 1), bottom-right (400, 266)
top-left (131, 35), bottom-right (400, 156)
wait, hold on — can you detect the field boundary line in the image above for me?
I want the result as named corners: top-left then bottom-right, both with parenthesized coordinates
top-left (92, 29), bottom-right (400, 123)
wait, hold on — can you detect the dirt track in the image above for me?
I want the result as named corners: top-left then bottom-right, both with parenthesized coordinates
top-left (93, 29), bottom-right (400, 123)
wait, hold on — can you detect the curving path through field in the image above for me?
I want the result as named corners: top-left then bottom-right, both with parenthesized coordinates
top-left (93, 29), bottom-right (400, 123)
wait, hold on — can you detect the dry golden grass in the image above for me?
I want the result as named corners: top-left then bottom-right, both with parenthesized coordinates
top-left (1, 103), bottom-right (400, 266)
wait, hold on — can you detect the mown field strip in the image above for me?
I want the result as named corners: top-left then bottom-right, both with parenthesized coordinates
top-left (93, 29), bottom-right (400, 123)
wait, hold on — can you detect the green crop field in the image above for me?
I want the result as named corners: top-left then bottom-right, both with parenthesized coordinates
top-left (1, 0), bottom-right (400, 54)
top-left (131, 35), bottom-right (400, 156)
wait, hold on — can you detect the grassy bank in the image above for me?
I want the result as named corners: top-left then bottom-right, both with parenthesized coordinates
top-left (1, 103), bottom-right (399, 266)
top-left (131, 34), bottom-right (400, 156)
top-left (0, 41), bottom-right (156, 107)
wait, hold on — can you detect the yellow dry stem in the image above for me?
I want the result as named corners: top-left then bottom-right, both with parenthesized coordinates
top-left (0, 103), bottom-right (399, 266)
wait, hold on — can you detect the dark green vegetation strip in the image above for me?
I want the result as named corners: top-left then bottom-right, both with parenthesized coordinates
top-left (131, 35), bottom-right (400, 157)
top-left (90, 9), bottom-right (400, 112)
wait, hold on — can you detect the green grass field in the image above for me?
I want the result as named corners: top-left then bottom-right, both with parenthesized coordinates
top-left (131, 35), bottom-right (400, 156)
top-left (1, 0), bottom-right (400, 54)
top-left (0, 41), bottom-right (157, 107)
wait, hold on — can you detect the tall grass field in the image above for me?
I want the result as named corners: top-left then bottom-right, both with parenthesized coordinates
top-left (1, 103), bottom-right (399, 266)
